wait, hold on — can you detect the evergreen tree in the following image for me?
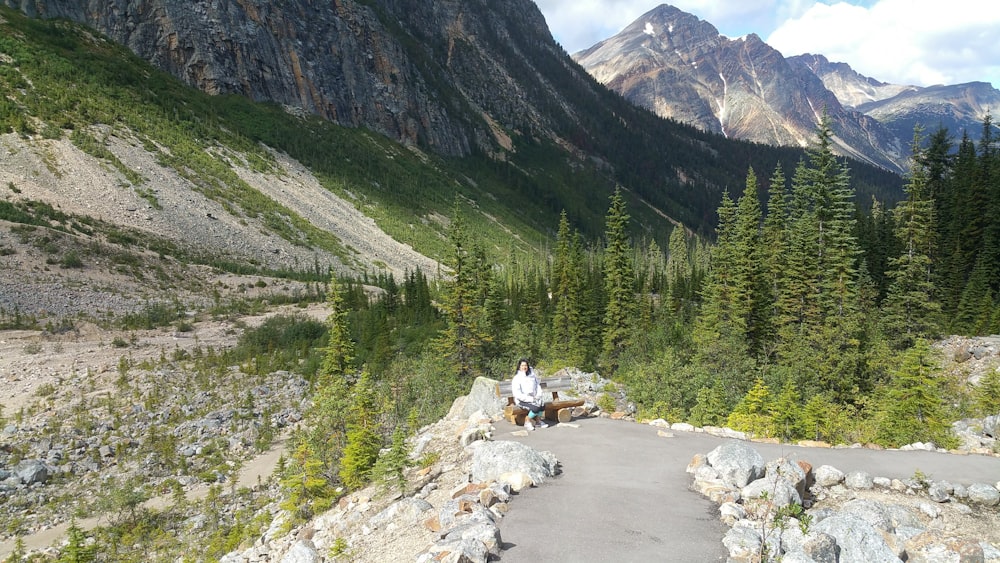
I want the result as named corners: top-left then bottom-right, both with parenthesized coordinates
top-left (667, 224), bottom-right (693, 316)
top-left (280, 442), bottom-right (335, 521)
top-left (305, 277), bottom-right (357, 480)
top-left (551, 210), bottom-right (586, 365)
top-left (601, 188), bottom-right (637, 373)
top-left (726, 378), bottom-right (775, 438)
top-left (58, 519), bottom-right (95, 563)
top-left (339, 369), bottom-right (384, 490)
top-left (320, 278), bottom-right (355, 385)
top-left (770, 381), bottom-right (802, 441)
top-left (689, 382), bottom-right (729, 427)
top-left (874, 340), bottom-right (956, 448)
top-left (881, 129), bottom-right (942, 348)
top-left (435, 203), bottom-right (490, 380)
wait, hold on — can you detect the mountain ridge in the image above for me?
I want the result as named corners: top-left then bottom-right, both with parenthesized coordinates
top-left (574, 4), bottom-right (1000, 174)
top-left (573, 4), bottom-right (907, 173)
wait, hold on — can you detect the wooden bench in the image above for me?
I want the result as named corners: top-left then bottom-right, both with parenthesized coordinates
top-left (496, 375), bottom-right (585, 425)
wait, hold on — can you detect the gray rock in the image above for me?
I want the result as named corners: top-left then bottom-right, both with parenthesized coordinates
top-left (443, 520), bottom-right (502, 557)
top-left (927, 482), bottom-right (951, 502)
top-left (812, 513), bottom-right (899, 563)
top-left (814, 465), bottom-right (845, 487)
top-left (919, 502), bottom-right (941, 519)
top-left (742, 474), bottom-right (802, 513)
top-left (904, 529), bottom-right (984, 563)
top-left (844, 470), bottom-right (874, 490)
top-left (279, 539), bottom-right (320, 563)
top-left (967, 483), bottom-right (1000, 506)
top-left (840, 499), bottom-right (894, 533)
top-left (460, 377), bottom-right (506, 419)
top-left (468, 440), bottom-right (557, 486)
top-left (369, 497), bottom-right (433, 530)
top-left (14, 460), bottom-right (50, 485)
top-left (706, 441), bottom-right (765, 488)
top-left (954, 483), bottom-right (969, 499)
top-left (984, 414), bottom-right (1000, 438)
top-left (766, 457), bottom-right (807, 497)
top-left (437, 495), bottom-right (496, 531)
top-left (801, 531), bottom-right (839, 563)
top-left (419, 537), bottom-right (489, 563)
top-left (722, 522), bottom-right (763, 560)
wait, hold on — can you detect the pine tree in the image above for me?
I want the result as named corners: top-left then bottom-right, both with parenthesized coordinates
top-left (881, 128), bottom-right (942, 348)
top-left (339, 369), bottom-right (384, 490)
top-left (280, 441), bottom-right (334, 521)
top-left (551, 210), bottom-right (586, 365)
top-left (319, 278), bottom-right (355, 385)
top-left (726, 378), bottom-right (775, 438)
top-left (874, 340), bottom-right (956, 448)
top-left (58, 519), bottom-right (95, 563)
top-left (435, 202), bottom-right (490, 379)
top-left (770, 381), bottom-right (803, 441)
top-left (667, 224), bottom-right (692, 315)
top-left (601, 188), bottom-right (637, 373)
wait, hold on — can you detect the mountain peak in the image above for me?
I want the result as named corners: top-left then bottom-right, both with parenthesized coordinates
top-left (573, 5), bottom-right (906, 172)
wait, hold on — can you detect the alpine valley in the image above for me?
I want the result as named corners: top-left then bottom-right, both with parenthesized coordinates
top-left (574, 4), bottom-right (1000, 175)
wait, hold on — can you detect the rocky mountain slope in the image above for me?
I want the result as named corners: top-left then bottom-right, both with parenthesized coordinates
top-left (1, 1), bottom-right (905, 237)
top-left (573, 4), bottom-right (906, 173)
top-left (574, 5), bottom-right (1000, 175)
top-left (792, 53), bottom-right (1000, 144)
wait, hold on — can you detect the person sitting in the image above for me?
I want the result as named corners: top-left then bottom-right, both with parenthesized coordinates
top-left (512, 358), bottom-right (548, 430)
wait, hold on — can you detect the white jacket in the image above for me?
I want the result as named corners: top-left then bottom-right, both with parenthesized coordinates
top-left (512, 368), bottom-right (542, 405)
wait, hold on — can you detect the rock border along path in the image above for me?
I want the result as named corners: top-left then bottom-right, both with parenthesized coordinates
top-left (497, 416), bottom-right (1000, 561)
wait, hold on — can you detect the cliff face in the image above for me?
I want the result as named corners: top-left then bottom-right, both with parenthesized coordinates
top-left (574, 5), bottom-right (906, 173)
top-left (4, 0), bottom-right (574, 158)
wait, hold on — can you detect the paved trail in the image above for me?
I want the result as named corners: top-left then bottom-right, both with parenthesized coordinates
top-left (497, 417), bottom-right (1000, 562)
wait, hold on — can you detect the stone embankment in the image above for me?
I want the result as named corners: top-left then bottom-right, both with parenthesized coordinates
top-left (691, 439), bottom-right (1000, 562)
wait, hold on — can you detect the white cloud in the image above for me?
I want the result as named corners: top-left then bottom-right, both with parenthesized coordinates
top-left (766, 0), bottom-right (1000, 86)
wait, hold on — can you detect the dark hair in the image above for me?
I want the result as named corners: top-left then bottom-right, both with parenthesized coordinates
top-left (516, 358), bottom-right (530, 371)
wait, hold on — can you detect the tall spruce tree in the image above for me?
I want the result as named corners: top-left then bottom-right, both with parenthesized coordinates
top-left (881, 129), bottom-right (942, 349)
top-left (551, 211), bottom-right (586, 366)
top-left (601, 188), bottom-right (637, 373)
top-left (776, 115), bottom-right (865, 401)
top-left (435, 202), bottom-right (490, 379)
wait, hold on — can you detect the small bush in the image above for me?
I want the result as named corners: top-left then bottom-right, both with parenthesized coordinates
top-left (60, 251), bottom-right (84, 268)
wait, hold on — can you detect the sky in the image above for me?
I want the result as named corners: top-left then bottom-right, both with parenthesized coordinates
top-left (532, 0), bottom-right (1000, 88)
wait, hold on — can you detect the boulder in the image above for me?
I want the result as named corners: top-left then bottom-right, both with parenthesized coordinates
top-left (459, 377), bottom-right (506, 420)
top-left (706, 441), bottom-right (765, 488)
top-left (279, 540), bottom-right (320, 563)
top-left (801, 531), bottom-right (839, 563)
top-left (844, 470), bottom-right (874, 490)
top-left (839, 499), bottom-right (893, 533)
top-left (814, 465), bottom-right (845, 487)
top-left (904, 529), bottom-right (984, 563)
top-left (468, 440), bottom-right (557, 486)
top-left (442, 520), bottom-right (502, 558)
top-left (766, 457), bottom-right (807, 498)
top-left (984, 414), bottom-right (999, 438)
top-left (967, 483), bottom-right (1000, 506)
top-left (812, 513), bottom-right (899, 563)
top-left (368, 497), bottom-right (434, 530)
top-left (722, 522), bottom-right (763, 560)
top-left (742, 474), bottom-right (802, 514)
top-left (418, 537), bottom-right (489, 563)
top-left (14, 460), bottom-right (50, 485)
